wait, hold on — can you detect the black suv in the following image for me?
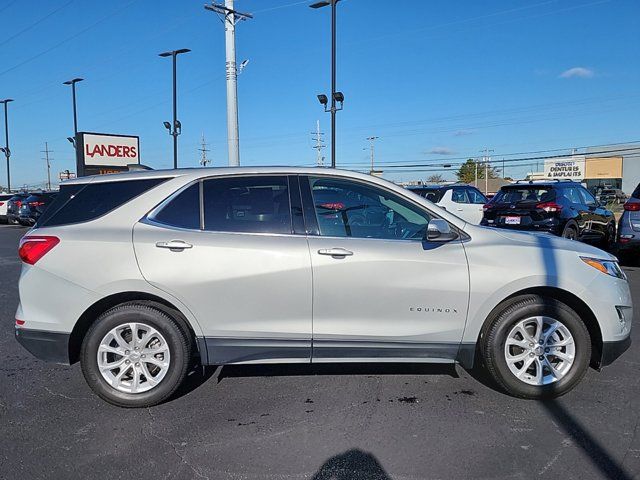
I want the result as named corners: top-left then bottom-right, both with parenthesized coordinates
top-left (6, 193), bottom-right (30, 225)
top-left (18, 192), bottom-right (58, 226)
top-left (481, 180), bottom-right (616, 248)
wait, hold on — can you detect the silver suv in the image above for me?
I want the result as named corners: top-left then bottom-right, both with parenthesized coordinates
top-left (15, 168), bottom-right (632, 407)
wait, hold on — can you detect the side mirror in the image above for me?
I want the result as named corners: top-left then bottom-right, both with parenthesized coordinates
top-left (426, 219), bottom-right (458, 242)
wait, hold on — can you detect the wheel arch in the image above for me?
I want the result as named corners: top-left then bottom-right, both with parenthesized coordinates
top-left (68, 291), bottom-right (205, 365)
top-left (473, 286), bottom-right (603, 369)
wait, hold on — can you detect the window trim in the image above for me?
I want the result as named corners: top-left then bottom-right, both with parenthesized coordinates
top-left (146, 173), bottom-right (297, 236)
top-left (300, 174), bottom-right (466, 242)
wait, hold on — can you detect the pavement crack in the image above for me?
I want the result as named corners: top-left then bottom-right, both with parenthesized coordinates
top-left (145, 407), bottom-right (209, 480)
top-left (43, 386), bottom-right (88, 401)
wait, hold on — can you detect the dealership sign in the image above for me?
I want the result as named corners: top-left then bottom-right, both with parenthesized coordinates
top-left (76, 132), bottom-right (140, 177)
top-left (544, 156), bottom-right (585, 180)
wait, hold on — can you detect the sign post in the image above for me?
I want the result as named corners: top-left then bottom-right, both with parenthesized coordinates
top-left (75, 132), bottom-right (140, 177)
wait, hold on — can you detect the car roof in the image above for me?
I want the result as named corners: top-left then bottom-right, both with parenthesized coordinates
top-left (502, 181), bottom-right (574, 188)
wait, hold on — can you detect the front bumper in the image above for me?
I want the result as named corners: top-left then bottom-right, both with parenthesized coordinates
top-left (15, 328), bottom-right (70, 364)
top-left (600, 336), bottom-right (631, 367)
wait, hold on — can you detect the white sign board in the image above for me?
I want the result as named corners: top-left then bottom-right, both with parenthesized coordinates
top-left (544, 156), bottom-right (585, 180)
top-left (82, 133), bottom-right (139, 167)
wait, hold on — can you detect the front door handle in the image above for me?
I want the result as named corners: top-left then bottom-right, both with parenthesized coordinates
top-left (318, 248), bottom-right (353, 257)
top-left (156, 240), bottom-right (193, 250)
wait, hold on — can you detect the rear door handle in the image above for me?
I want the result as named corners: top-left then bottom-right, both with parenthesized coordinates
top-left (156, 240), bottom-right (193, 250)
top-left (318, 248), bottom-right (353, 256)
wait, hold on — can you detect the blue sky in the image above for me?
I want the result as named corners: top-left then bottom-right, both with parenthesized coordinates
top-left (1, 0), bottom-right (639, 188)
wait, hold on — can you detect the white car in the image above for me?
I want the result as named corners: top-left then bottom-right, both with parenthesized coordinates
top-left (14, 167), bottom-right (632, 407)
top-left (0, 193), bottom-right (13, 223)
top-left (407, 184), bottom-right (487, 224)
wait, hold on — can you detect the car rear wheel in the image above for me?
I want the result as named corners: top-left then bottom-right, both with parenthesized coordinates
top-left (481, 295), bottom-right (591, 399)
top-left (81, 302), bottom-right (191, 407)
top-left (561, 223), bottom-right (578, 240)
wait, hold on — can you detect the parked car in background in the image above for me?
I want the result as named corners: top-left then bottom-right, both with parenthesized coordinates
top-left (6, 193), bottom-right (30, 225)
top-left (617, 183), bottom-right (640, 264)
top-left (481, 180), bottom-right (616, 248)
top-left (407, 184), bottom-right (487, 224)
top-left (14, 168), bottom-right (631, 407)
top-left (18, 192), bottom-right (57, 226)
top-left (598, 188), bottom-right (627, 205)
top-left (0, 193), bottom-right (13, 223)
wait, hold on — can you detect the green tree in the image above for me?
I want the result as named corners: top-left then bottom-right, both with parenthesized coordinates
top-left (456, 159), bottom-right (499, 184)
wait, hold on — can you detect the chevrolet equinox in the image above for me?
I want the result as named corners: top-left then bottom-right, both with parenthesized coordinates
top-left (14, 168), bottom-right (632, 407)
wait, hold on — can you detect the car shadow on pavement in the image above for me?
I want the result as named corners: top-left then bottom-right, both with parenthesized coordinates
top-left (214, 362), bottom-right (458, 382)
top-left (541, 400), bottom-right (634, 480)
top-left (310, 448), bottom-right (392, 480)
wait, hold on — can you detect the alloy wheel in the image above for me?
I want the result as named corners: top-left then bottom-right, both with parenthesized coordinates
top-left (96, 322), bottom-right (171, 394)
top-left (504, 316), bottom-right (575, 386)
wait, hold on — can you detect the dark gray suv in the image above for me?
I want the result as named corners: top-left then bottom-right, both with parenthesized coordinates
top-left (617, 183), bottom-right (640, 264)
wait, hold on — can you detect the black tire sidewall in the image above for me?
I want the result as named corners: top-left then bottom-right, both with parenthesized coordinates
top-left (561, 222), bottom-right (578, 240)
top-left (81, 304), bottom-right (190, 408)
top-left (484, 296), bottom-right (591, 399)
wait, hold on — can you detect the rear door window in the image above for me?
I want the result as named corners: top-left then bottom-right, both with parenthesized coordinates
top-left (37, 178), bottom-right (169, 227)
top-left (150, 183), bottom-right (201, 230)
top-left (563, 187), bottom-right (583, 205)
top-left (451, 189), bottom-right (468, 203)
top-left (464, 188), bottom-right (487, 204)
top-left (202, 176), bottom-right (292, 234)
top-left (578, 188), bottom-right (597, 206)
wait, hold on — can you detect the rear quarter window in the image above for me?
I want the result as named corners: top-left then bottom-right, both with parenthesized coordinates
top-left (633, 185), bottom-right (640, 199)
top-left (37, 178), bottom-right (169, 227)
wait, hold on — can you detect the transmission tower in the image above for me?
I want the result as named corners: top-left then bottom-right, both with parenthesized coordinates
top-left (199, 133), bottom-right (211, 167)
top-left (311, 120), bottom-right (326, 167)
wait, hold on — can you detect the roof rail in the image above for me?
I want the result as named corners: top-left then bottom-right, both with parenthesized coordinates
top-left (515, 178), bottom-right (576, 184)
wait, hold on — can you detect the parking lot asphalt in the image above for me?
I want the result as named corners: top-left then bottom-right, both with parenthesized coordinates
top-left (0, 225), bottom-right (639, 480)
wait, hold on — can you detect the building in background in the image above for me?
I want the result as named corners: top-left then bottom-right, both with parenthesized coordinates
top-left (526, 144), bottom-right (640, 194)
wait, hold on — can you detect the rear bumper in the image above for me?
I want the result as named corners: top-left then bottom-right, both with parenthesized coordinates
top-left (600, 336), bottom-right (631, 367)
top-left (15, 328), bottom-right (70, 364)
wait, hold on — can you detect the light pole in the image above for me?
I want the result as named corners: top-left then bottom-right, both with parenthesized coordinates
top-left (63, 78), bottom-right (83, 142)
top-left (159, 48), bottom-right (190, 169)
top-left (311, 0), bottom-right (342, 168)
top-left (0, 99), bottom-right (13, 192)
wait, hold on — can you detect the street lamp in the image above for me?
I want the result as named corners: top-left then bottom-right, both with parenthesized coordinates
top-left (159, 48), bottom-right (190, 169)
top-left (310, 0), bottom-right (342, 168)
top-left (63, 78), bottom-right (83, 143)
top-left (0, 99), bottom-right (14, 192)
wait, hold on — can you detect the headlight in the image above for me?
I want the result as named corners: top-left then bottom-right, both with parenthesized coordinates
top-left (580, 257), bottom-right (627, 280)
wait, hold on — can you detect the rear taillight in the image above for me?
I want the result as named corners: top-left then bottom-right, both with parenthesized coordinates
top-left (536, 201), bottom-right (562, 213)
top-left (28, 201), bottom-right (45, 207)
top-left (15, 319), bottom-right (25, 326)
top-left (0, 202), bottom-right (4, 206)
top-left (623, 202), bottom-right (640, 211)
top-left (482, 203), bottom-right (493, 212)
top-left (15, 200), bottom-right (22, 207)
top-left (18, 236), bottom-right (59, 265)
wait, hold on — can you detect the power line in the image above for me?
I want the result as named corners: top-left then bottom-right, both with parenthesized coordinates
top-left (0, 0), bottom-right (73, 48)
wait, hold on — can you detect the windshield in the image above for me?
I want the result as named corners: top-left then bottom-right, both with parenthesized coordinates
top-left (493, 187), bottom-right (555, 203)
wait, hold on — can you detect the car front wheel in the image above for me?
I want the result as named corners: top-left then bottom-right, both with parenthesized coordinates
top-left (481, 295), bottom-right (591, 399)
top-left (81, 302), bottom-right (191, 407)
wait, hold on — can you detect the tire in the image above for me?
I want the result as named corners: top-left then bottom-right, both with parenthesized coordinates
top-left (80, 302), bottom-right (191, 408)
top-left (481, 295), bottom-right (591, 399)
top-left (601, 223), bottom-right (616, 251)
top-left (561, 223), bottom-right (578, 241)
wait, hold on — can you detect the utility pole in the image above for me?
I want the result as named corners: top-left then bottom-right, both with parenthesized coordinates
top-left (205, 0), bottom-right (252, 167)
top-left (199, 133), bottom-right (211, 167)
top-left (480, 147), bottom-right (494, 194)
top-left (311, 120), bottom-right (326, 167)
top-left (311, 0), bottom-right (343, 168)
top-left (41, 142), bottom-right (52, 191)
top-left (0, 99), bottom-right (13, 192)
top-left (366, 136), bottom-right (379, 174)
